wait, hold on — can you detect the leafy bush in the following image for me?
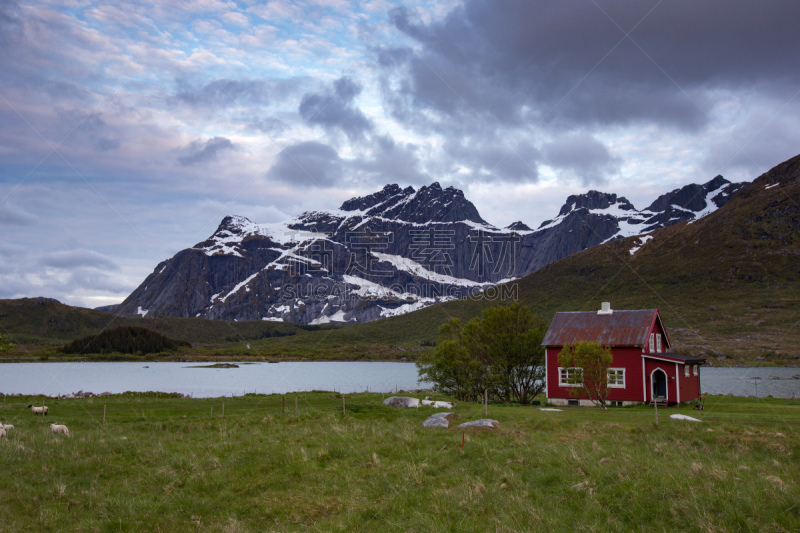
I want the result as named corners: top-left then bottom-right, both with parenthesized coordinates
top-left (59, 326), bottom-right (191, 355)
top-left (418, 302), bottom-right (547, 404)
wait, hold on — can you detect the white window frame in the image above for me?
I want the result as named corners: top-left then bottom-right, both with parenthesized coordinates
top-left (649, 333), bottom-right (655, 352)
top-left (607, 368), bottom-right (625, 388)
top-left (693, 364), bottom-right (698, 376)
top-left (684, 365), bottom-right (690, 377)
top-left (656, 334), bottom-right (662, 353)
top-left (559, 367), bottom-right (583, 387)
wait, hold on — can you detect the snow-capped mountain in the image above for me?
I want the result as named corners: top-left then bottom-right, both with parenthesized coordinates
top-left (115, 176), bottom-right (745, 324)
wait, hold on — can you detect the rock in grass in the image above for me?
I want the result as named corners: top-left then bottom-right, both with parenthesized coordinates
top-left (422, 412), bottom-right (461, 428)
top-left (458, 419), bottom-right (500, 428)
top-left (383, 396), bottom-right (420, 408)
top-left (420, 399), bottom-right (454, 408)
top-left (670, 414), bottom-right (702, 422)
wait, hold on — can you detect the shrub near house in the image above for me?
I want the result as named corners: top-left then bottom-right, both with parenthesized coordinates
top-left (542, 303), bottom-right (705, 407)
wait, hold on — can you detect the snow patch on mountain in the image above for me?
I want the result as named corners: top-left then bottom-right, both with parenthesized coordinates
top-left (371, 252), bottom-right (492, 287)
top-left (629, 235), bottom-right (653, 255)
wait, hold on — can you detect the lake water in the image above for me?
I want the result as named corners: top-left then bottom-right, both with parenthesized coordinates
top-left (0, 362), bottom-right (429, 398)
top-left (0, 363), bottom-right (798, 399)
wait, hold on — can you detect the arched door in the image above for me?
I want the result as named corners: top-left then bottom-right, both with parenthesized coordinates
top-left (651, 368), bottom-right (668, 402)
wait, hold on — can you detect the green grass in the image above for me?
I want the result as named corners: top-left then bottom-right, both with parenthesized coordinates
top-left (1, 393), bottom-right (799, 531)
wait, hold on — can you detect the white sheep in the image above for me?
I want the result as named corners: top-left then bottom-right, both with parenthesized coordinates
top-left (0, 427), bottom-right (5, 438)
top-left (49, 424), bottom-right (70, 437)
top-left (1, 422), bottom-right (12, 432)
top-left (28, 404), bottom-right (48, 416)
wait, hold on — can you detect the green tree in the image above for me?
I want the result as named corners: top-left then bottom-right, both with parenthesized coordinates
top-left (418, 303), bottom-right (547, 405)
top-left (462, 302), bottom-right (547, 404)
top-left (557, 341), bottom-right (614, 409)
top-left (0, 333), bottom-right (15, 353)
top-left (417, 318), bottom-right (485, 402)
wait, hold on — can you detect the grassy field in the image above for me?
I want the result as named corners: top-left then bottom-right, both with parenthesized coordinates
top-left (1, 392), bottom-right (798, 532)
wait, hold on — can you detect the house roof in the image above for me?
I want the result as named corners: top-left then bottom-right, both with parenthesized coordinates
top-left (542, 309), bottom-right (659, 348)
top-left (644, 353), bottom-right (706, 364)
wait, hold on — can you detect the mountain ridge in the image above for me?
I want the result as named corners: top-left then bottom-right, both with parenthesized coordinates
top-left (114, 172), bottom-right (748, 324)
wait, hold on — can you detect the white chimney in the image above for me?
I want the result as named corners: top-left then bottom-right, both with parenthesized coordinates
top-left (598, 302), bottom-right (613, 315)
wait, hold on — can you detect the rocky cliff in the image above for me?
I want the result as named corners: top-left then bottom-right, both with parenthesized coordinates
top-left (116, 176), bottom-right (745, 324)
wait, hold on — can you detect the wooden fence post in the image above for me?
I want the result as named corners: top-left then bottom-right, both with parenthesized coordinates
top-left (282, 395), bottom-right (285, 414)
top-left (484, 390), bottom-right (488, 417)
top-left (343, 394), bottom-right (346, 416)
top-left (103, 405), bottom-right (106, 424)
top-left (222, 401), bottom-right (225, 417)
top-left (295, 395), bottom-right (298, 415)
top-left (654, 399), bottom-right (658, 426)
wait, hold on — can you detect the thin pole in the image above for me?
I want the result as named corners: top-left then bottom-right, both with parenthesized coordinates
top-left (211, 407), bottom-right (213, 417)
top-left (103, 405), bottom-right (106, 424)
top-left (654, 397), bottom-right (658, 426)
top-left (222, 401), bottom-right (225, 417)
top-left (295, 395), bottom-right (298, 415)
top-left (484, 390), bottom-right (488, 417)
top-left (343, 394), bottom-right (346, 416)
top-left (282, 394), bottom-right (285, 414)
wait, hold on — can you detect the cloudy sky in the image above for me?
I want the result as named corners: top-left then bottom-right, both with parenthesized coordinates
top-left (1, 0), bottom-right (799, 308)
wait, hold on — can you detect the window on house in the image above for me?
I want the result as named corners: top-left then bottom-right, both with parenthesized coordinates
top-left (693, 364), bottom-right (698, 376)
top-left (567, 399), bottom-right (579, 407)
top-left (559, 367), bottom-right (583, 387)
top-left (684, 365), bottom-right (690, 377)
top-left (656, 334), bottom-right (662, 353)
top-left (607, 368), bottom-right (625, 388)
top-left (649, 333), bottom-right (655, 352)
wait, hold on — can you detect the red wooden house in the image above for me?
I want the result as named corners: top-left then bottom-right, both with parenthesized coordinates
top-left (542, 303), bottom-right (705, 406)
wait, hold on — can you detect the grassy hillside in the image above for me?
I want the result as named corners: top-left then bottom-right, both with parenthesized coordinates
top-left (1, 392), bottom-right (798, 531)
top-left (0, 297), bottom-right (342, 360)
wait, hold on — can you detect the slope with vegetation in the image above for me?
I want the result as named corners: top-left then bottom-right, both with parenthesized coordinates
top-left (59, 326), bottom-right (191, 356)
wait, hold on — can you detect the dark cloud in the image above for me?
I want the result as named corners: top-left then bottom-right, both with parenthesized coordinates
top-left (351, 135), bottom-right (429, 185)
top-left (175, 78), bottom-right (272, 108)
top-left (50, 109), bottom-right (122, 153)
top-left (542, 133), bottom-right (619, 185)
top-left (265, 141), bottom-right (343, 187)
top-left (67, 267), bottom-right (130, 293)
top-left (247, 117), bottom-right (286, 135)
top-left (0, 203), bottom-right (37, 225)
top-left (0, 0), bottom-right (23, 47)
top-left (387, 1), bottom-right (800, 131)
top-left (39, 249), bottom-right (120, 271)
top-left (702, 107), bottom-right (800, 178)
top-left (443, 139), bottom-right (539, 183)
top-left (298, 77), bottom-right (373, 141)
top-left (178, 137), bottom-right (235, 166)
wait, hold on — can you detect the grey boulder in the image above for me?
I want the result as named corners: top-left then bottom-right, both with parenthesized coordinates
top-left (422, 412), bottom-right (461, 428)
top-left (383, 396), bottom-right (420, 408)
top-left (457, 419), bottom-right (500, 428)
